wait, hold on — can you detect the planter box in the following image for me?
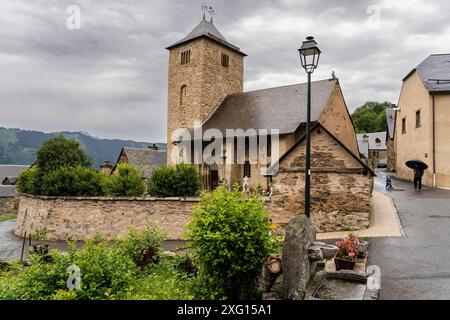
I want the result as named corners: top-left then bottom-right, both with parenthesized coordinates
top-left (334, 257), bottom-right (356, 271)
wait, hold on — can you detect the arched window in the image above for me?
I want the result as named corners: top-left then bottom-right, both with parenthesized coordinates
top-left (180, 85), bottom-right (187, 106)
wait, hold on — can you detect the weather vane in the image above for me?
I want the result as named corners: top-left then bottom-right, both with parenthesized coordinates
top-left (202, 4), bottom-right (215, 22)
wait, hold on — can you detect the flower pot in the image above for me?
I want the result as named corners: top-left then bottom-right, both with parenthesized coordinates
top-left (334, 257), bottom-right (356, 271)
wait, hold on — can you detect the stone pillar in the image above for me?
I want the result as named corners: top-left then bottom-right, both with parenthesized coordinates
top-left (281, 215), bottom-right (316, 300)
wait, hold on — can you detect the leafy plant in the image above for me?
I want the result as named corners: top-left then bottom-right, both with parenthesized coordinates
top-left (147, 163), bottom-right (201, 197)
top-left (41, 166), bottom-right (105, 197)
top-left (103, 163), bottom-right (145, 197)
top-left (17, 167), bottom-right (38, 194)
top-left (119, 222), bottom-right (165, 267)
top-left (188, 185), bottom-right (272, 299)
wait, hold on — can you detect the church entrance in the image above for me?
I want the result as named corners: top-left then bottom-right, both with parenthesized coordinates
top-left (210, 170), bottom-right (219, 190)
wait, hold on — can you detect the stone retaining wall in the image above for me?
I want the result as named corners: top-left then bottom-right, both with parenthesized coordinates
top-left (0, 197), bottom-right (19, 215)
top-left (14, 194), bottom-right (198, 241)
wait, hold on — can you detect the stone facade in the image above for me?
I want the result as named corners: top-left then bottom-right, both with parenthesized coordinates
top-left (386, 136), bottom-right (396, 172)
top-left (166, 37), bottom-right (244, 164)
top-left (15, 194), bottom-right (198, 241)
top-left (0, 196), bottom-right (19, 215)
top-left (266, 125), bottom-right (373, 232)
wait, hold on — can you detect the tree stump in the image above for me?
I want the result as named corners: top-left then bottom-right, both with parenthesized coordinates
top-left (258, 254), bottom-right (282, 292)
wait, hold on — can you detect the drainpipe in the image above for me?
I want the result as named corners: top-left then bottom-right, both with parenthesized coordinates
top-left (432, 94), bottom-right (436, 188)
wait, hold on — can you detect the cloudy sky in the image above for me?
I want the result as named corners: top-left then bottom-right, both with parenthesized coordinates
top-left (1, 0), bottom-right (450, 142)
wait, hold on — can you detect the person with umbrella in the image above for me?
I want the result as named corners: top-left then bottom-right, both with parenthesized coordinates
top-left (406, 160), bottom-right (428, 192)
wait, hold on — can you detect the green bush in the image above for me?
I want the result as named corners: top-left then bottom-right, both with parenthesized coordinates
top-left (119, 222), bottom-right (165, 267)
top-left (17, 167), bottom-right (38, 194)
top-left (103, 163), bottom-right (145, 197)
top-left (188, 185), bottom-right (272, 299)
top-left (0, 239), bottom-right (138, 300)
top-left (147, 163), bottom-right (201, 197)
top-left (41, 166), bottom-right (105, 197)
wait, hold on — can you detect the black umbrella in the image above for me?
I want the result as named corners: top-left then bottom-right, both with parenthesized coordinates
top-left (406, 160), bottom-right (429, 170)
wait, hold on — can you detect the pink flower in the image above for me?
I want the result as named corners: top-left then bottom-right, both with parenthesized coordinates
top-left (349, 252), bottom-right (355, 257)
top-left (335, 241), bottom-right (341, 247)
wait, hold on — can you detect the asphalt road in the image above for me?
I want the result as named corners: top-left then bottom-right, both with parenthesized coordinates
top-left (370, 170), bottom-right (450, 299)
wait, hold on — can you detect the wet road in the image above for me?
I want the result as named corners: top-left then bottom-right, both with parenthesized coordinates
top-left (369, 170), bottom-right (450, 299)
top-left (0, 219), bottom-right (24, 261)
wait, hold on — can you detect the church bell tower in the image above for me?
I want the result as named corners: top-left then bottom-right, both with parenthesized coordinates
top-left (165, 14), bottom-right (246, 164)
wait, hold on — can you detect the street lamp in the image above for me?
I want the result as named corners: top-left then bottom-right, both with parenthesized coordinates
top-left (298, 36), bottom-right (321, 218)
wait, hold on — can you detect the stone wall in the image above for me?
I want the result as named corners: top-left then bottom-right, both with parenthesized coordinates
top-left (267, 125), bottom-right (373, 232)
top-left (15, 195), bottom-right (198, 241)
top-left (386, 137), bottom-right (396, 172)
top-left (0, 196), bottom-right (19, 215)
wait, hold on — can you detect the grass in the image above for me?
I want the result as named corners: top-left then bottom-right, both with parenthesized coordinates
top-left (0, 214), bottom-right (17, 223)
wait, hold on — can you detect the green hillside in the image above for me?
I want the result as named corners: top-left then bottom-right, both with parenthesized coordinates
top-left (0, 127), bottom-right (165, 168)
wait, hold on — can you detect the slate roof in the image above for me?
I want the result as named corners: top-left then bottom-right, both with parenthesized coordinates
top-left (200, 79), bottom-right (338, 137)
top-left (386, 108), bottom-right (395, 139)
top-left (167, 18), bottom-right (246, 56)
top-left (0, 165), bottom-right (29, 182)
top-left (357, 137), bottom-right (369, 159)
top-left (116, 148), bottom-right (166, 178)
top-left (404, 54), bottom-right (450, 93)
top-left (0, 185), bottom-right (16, 198)
top-left (357, 132), bottom-right (387, 153)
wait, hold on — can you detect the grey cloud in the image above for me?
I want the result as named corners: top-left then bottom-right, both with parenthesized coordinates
top-left (0, 0), bottom-right (449, 141)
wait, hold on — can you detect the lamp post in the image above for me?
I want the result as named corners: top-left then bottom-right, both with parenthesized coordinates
top-left (298, 36), bottom-right (321, 218)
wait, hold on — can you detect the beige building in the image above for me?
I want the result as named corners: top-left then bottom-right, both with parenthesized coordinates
top-left (395, 54), bottom-right (450, 189)
top-left (165, 17), bottom-right (374, 231)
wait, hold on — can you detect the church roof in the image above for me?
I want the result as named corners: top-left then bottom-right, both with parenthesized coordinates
top-left (114, 147), bottom-right (166, 178)
top-left (166, 18), bottom-right (246, 56)
top-left (200, 79), bottom-right (337, 136)
top-left (403, 54), bottom-right (450, 93)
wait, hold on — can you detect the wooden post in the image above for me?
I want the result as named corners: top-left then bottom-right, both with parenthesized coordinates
top-left (20, 232), bottom-right (27, 262)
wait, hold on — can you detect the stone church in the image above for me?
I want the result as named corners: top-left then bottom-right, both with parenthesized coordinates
top-left (165, 17), bottom-right (374, 232)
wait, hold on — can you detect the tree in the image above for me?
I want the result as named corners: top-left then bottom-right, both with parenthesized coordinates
top-left (35, 136), bottom-right (92, 173)
top-left (351, 101), bottom-right (391, 133)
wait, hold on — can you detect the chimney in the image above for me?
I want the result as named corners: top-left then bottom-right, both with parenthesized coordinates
top-left (148, 144), bottom-right (159, 151)
top-left (100, 160), bottom-right (113, 176)
top-left (363, 134), bottom-right (369, 143)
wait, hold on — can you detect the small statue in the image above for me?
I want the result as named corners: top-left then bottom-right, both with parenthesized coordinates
top-left (243, 176), bottom-right (250, 195)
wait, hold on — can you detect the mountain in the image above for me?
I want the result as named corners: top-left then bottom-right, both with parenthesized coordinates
top-left (0, 127), bottom-right (166, 168)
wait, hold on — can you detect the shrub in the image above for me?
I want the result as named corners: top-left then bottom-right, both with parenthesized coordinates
top-left (41, 166), bottom-right (105, 196)
top-left (188, 185), bottom-right (272, 299)
top-left (147, 163), bottom-right (201, 197)
top-left (0, 239), bottom-right (138, 300)
top-left (120, 222), bottom-right (165, 267)
top-left (102, 163), bottom-right (145, 196)
top-left (17, 167), bottom-right (38, 194)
